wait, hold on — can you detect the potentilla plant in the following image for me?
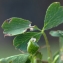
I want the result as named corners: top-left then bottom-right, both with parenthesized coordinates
top-left (0, 2), bottom-right (63, 63)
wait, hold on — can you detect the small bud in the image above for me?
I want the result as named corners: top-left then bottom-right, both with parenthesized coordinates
top-left (30, 38), bottom-right (36, 42)
top-left (27, 38), bottom-right (39, 54)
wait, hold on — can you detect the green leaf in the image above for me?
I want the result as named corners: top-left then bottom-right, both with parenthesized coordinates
top-left (32, 25), bottom-right (41, 31)
top-left (13, 32), bottom-right (41, 51)
top-left (35, 51), bottom-right (42, 60)
top-left (0, 54), bottom-right (30, 63)
top-left (44, 2), bottom-right (63, 30)
top-left (50, 31), bottom-right (63, 62)
top-left (53, 54), bottom-right (59, 63)
top-left (52, 51), bottom-right (59, 63)
top-left (49, 30), bottom-right (61, 37)
top-left (49, 30), bottom-right (63, 37)
top-left (27, 38), bottom-right (39, 54)
top-left (53, 51), bottom-right (59, 59)
top-left (1, 17), bottom-right (31, 36)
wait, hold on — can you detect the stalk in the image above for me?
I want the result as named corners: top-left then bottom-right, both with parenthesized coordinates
top-left (59, 37), bottom-right (63, 63)
top-left (31, 56), bottom-right (37, 63)
top-left (41, 30), bottom-right (53, 63)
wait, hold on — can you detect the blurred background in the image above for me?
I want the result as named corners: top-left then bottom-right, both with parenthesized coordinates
top-left (0, 0), bottom-right (63, 60)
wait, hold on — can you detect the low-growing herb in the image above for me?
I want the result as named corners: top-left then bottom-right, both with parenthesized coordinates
top-left (1, 2), bottom-right (63, 63)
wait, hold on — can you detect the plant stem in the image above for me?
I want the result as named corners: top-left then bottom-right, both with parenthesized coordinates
top-left (31, 56), bottom-right (37, 63)
top-left (41, 30), bottom-right (53, 62)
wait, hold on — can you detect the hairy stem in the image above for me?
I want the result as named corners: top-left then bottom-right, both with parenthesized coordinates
top-left (41, 30), bottom-right (53, 62)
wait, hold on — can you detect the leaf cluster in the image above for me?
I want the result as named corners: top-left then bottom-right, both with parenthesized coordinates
top-left (1, 2), bottom-right (63, 63)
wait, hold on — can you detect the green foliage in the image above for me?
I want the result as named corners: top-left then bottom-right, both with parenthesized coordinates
top-left (53, 54), bottom-right (59, 63)
top-left (13, 32), bottom-right (41, 51)
top-left (0, 54), bottom-right (30, 63)
top-left (27, 38), bottom-right (39, 54)
top-left (50, 30), bottom-right (63, 63)
top-left (34, 51), bottom-right (42, 60)
top-left (50, 30), bottom-right (62, 37)
top-left (49, 30), bottom-right (63, 37)
top-left (44, 2), bottom-right (63, 30)
top-left (2, 17), bottom-right (31, 36)
top-left (1, 2), bottom-right (63, 63)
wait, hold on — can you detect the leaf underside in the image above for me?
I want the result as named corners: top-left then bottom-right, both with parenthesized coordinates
top-left (13, 32), bottom-right (41, 51)
top-left (50, 30), bottom-right (63, 37)
top-left (2, 17), bottom-right (31, 36)
top-left (44, 2), bottom-right (63, 30)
